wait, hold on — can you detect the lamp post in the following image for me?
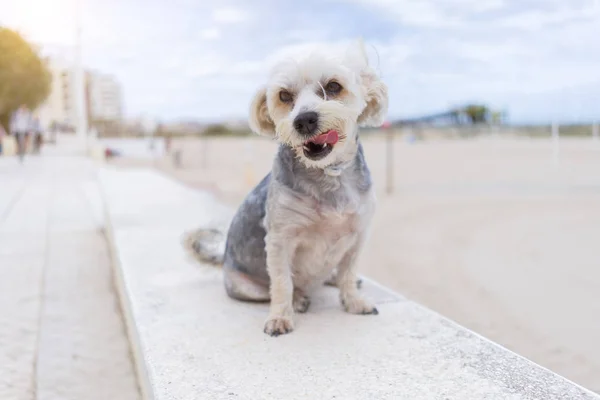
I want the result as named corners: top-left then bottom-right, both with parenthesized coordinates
top-left (383, 120), bottom-right (393, 195)
top-left (74, 0), bottom-right (88, 150)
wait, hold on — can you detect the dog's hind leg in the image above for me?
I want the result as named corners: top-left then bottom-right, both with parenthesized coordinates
top-left (293, 289), bottom-right (311, 313)
top-left (324, 269), bottom-right (363, 289)
top-left (223, 265), bottom-right (270, 302)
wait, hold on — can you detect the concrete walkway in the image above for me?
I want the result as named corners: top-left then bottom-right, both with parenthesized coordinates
top-left (99, 162), bottom-right (600, 400)
top-left (0, 139), bottom-right (139, 400)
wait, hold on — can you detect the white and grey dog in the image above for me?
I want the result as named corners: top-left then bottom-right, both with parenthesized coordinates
top-left (184, 39), bottom-right (388, 336)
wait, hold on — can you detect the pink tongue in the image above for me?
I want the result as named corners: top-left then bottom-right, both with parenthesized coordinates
top-left (310, 130), bottom-right (339, 145)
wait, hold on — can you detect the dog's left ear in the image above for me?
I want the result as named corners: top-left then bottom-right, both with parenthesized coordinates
top-left (350, 39), bottom-right (389, 127)
top-left (358, 70), bottom-right (388, 127)
top-left (249, 86), bottom-right (276, 136)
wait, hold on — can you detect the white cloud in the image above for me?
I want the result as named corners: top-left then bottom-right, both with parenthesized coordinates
top-left (499, 5), bottom-right (599, 30)
top-left (0, 0), bottom-right (78, 46)
top-left (343, 0), bottom-right (600, 101)
top-left (184, 56), bottom-right (224, 78)
top-left (227, 61), bottom-right (263, 76)
top-left (4, 0), bottom-right (598, 122)
top-left (335, 0), bottom-right (500, 28)
top-left (199, 28), bottom-right (220, 40)
top-left (211, 7), bottom-right (250, 24)
top-left (449, 0), bottom-right (506, 13)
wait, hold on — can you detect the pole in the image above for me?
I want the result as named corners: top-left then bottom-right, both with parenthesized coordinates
top-left (74, 0), bottom-right (88, 150)
top-left (551, 121), bottom-right (560, 165)
top-left (384, 122), bottom-right (393, 194)
top-left (201, 135), bottom-right (208, 169)
top-left (244, 138), bottom-right (255, 188)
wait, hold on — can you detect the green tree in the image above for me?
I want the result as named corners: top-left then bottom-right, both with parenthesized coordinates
top-left (0, 27), bottom-right (52, 131)
top-left (463, 104), bottom-right (490, 124)
top-left (202, 123), bottom-right (231, 136)
top-left (490, 111), bottom-right (503, 125)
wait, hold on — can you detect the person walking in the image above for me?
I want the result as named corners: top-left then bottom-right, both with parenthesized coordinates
top-left (32, 116), bottom-right (43, 154)
top-left (10, 105), bottom-right (32, 163)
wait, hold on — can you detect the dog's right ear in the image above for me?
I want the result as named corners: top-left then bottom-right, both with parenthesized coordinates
top-left (249, 87), bottom-right (276, 137)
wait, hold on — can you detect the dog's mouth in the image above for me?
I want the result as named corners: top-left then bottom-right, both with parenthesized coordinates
top-left (302, 130), bottom-right (339, 160)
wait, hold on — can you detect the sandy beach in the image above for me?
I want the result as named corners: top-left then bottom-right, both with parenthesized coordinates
top-left (108, 133), bottom-right (600, 393)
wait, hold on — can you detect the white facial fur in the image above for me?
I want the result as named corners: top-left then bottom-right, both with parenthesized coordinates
top-left (249, 40), bottom-right (389, 169)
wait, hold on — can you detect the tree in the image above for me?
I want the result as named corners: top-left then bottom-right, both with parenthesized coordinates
top-left (462, 104), bottom-right (490, 124)
top-left (202, 123), bottom-right (230, 136)
top-left (490, 111), bottom-right (503, 125)
top-left (0, 27), bottom-right (52, 131)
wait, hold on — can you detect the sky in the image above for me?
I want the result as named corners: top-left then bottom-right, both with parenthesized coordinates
top-left (1, 0), bottom-right (599, 124)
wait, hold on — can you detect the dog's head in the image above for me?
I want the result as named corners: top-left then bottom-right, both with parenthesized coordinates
top-left (249, 40), bottom-right (388, 169)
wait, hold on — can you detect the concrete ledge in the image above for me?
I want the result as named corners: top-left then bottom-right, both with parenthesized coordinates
top-left (98, 166), bottom-right (599, 400)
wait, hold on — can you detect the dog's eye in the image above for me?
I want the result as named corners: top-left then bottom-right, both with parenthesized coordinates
top-left (325, 81), bottom-right (342, 94)
top-left (279, 90), bottom-right (293, 103)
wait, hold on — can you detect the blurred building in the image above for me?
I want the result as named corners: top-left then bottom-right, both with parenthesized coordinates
top-left (86, 71), bottom-right (123, 123)
top-left (161, 120), bottom-right (208, 136)
top-left (36, 57), bottom-right (77, 131)
top-left (36, 57), bottom-right (124, 133)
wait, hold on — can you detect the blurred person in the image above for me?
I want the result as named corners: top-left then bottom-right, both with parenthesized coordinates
top-left (32, 116), bottom-right (43, 154)
top-left (49, 121), bottom-right (58, 144)
top-left (10, 104), bottom-right (33, 163)
top-left (165, 133), bottom-right (172, 154)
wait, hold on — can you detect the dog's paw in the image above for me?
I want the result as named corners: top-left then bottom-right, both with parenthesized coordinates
top-left (264, 317), bottom-right (294, 336)
top-left (293, 295), bottom-right (311, 313)
top-left (341, 296), bottom-right (378, 315)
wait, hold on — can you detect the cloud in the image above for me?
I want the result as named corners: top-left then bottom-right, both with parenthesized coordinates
top-left (1, 0), bottom-right (599, 123)
top-left (0, 0), bottom-right (78, 46)
top-left (335, 0), bottom-right (506, 29)
top-left (198, 28), bottom-right (220, 40)
top-left (211, 7), bottom-right (250, 24)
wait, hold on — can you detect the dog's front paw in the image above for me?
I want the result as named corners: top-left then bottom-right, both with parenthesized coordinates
top-left (264, 317), bottom-right (294, 336)
top-left (341, 296), bottom-right (378, 315)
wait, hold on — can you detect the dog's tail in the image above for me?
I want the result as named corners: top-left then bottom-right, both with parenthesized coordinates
top-left (181, 228), bottom-right (225, 267)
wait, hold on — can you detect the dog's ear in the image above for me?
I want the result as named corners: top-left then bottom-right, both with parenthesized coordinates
top-left (348, 39), bottom-right (389, 127)
top-left (249, 86), bottom-right (276, 136)
top-left (357, 69), bottom-right (389, 127)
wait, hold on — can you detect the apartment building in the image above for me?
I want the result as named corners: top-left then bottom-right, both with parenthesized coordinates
top-left (36, 57), bottom-right (124, 132)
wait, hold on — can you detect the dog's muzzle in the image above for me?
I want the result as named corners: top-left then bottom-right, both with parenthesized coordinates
top-left (293, 111), bottom-right (339, 161)
top-left (302, 130), bottom-right (339, 161)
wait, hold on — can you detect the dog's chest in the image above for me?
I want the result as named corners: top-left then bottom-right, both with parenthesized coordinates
top-left (290, 190), bottom-right (374, 284)
top-left (300, 206), bottom-right (359, 248)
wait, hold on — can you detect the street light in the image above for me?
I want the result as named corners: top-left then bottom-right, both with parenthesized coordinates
top-left (74, 0), bottom-right (88, 149)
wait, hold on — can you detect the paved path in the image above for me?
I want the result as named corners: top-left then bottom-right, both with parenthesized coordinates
top-left (0, 139), bottom-right (139, 400)
top-left (98, 162), bottom-right (599, 400)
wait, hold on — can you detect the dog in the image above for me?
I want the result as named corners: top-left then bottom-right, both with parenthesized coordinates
top-left (183, 39), bottom-right (388, 336)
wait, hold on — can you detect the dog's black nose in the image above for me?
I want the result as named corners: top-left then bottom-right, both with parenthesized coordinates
top-left (293, 111), bottom-right (319, 135)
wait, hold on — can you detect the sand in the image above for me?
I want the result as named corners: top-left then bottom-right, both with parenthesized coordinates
top-left (108, 133), bottom-right (600, 393)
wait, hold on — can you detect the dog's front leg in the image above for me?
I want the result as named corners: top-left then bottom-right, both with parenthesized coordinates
top-left (264, 234), bottom-right (295, 336)
top-left (337, 237), bottom-right (378, 315)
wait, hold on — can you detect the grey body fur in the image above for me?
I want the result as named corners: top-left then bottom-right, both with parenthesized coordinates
top-left (223, 139), bottom-right (372, 301)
